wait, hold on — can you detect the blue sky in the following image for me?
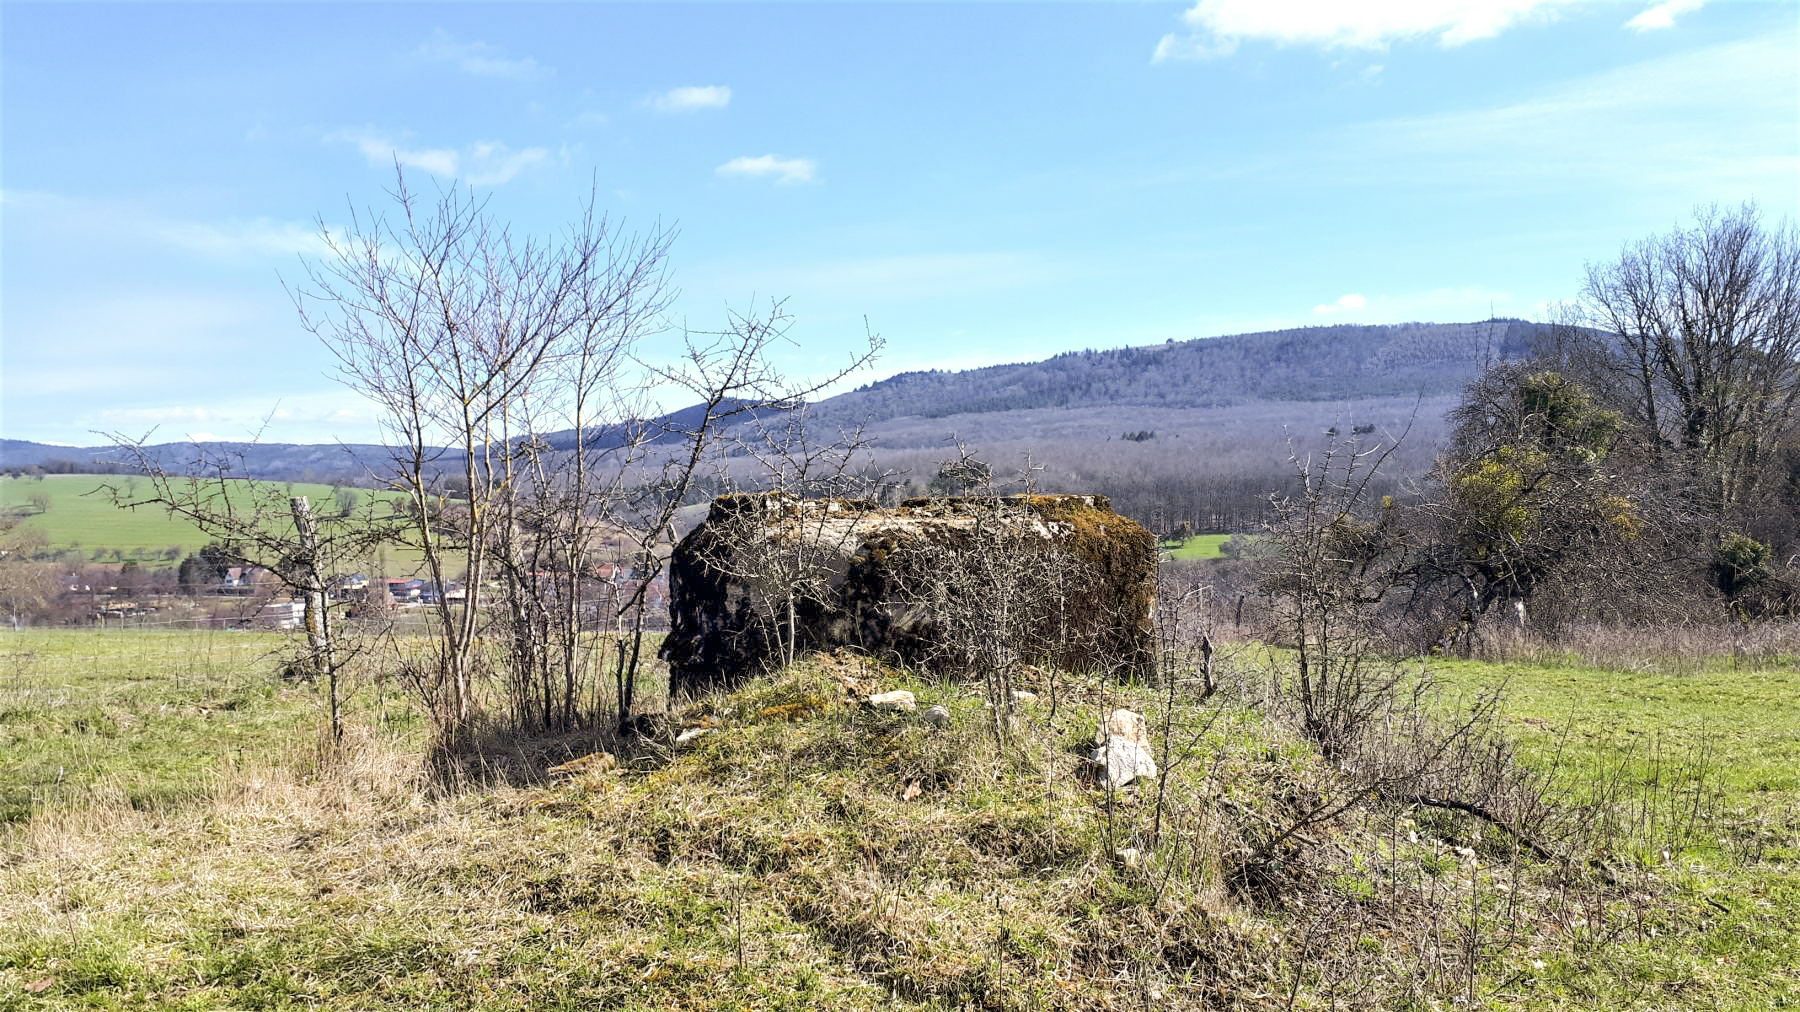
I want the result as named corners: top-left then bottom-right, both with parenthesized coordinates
top-left (3, 0), bottom-right (1795, 446)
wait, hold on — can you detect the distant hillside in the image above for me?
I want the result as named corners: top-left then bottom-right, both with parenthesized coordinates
top-left (0, 473), bottom-right (392, 568)
top-left (3, 321), bottom-right (1539, 532)
top-left (539, 397), bottom-right (776, 452)
top-left (766, 320), bottom-right (1537, 531)
top-left (0, 400), bottom-right (776, 482)
top-left (0, 439), bottom-right (396, 485)
top-left (805, 319), bottom-right (1534, 429)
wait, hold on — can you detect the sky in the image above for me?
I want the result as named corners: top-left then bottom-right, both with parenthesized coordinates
top-left (2, 0), bottom-right (1796, 447)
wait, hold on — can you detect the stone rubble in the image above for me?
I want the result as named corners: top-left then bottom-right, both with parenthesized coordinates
top-left (1091, 707), bottom-right (1158, 789)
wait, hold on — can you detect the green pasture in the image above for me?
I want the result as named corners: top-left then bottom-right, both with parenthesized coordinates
top-left (1431, 655), bottom-right (1800, 1003)
top-left (1434, 657), bottom-right (1800, 804)
top-left (1, 474), bottom-right (401, 569)
top-left (1159, 532), bottom-right (1235, 560)
top-left (0, 629), bottom-right (320, 823)
top-left (0, 629), bottom-right (640, 827)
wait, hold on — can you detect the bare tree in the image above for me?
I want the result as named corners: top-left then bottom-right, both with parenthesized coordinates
top-left (1573, 203), bottom-right (1800, 515)
top-left (613, 307), bottom-right (881, 727)
top-left (887, 449), bottom-right (1156, 741)
top-left (1261, 430), bottom-right (1415, 757)
top-left (689, 405), bottom-right (891, 672)
top-left (1409, 366), bottom-right (1663, 645)
top-left (904, 456), bottom-right (1055, 739)
top-left (100, 441), bottom-right (396, 744)
top-left (290, 167), bottom-right (675, 749)
top-left (0, 513), bottom-right (53, 629)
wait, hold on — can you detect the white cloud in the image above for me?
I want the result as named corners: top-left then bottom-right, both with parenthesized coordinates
top-left (339, 131), bottom-right (458, 175)
top-left (1338, 33), bottom-right (1796, 193)
top-left (1153, 0), bottom-right (1704, 60)
top-left (1307, 286), bottom-right (1523, 322)
top-left (1313, 293), bottom-right (1368, 314)
top-left (3, 189), bottom-right (325, 261)
top-left (1153, 30), bottom-right (1234, 62)
top-left (415, 30), bottom-right (544, 80)
top-left (151, 218), bottom-right (325, 258)
top-left (462, 142), bottom-right (550, 186)
top-left (645, 85), bottom-right (732, 113)
top-left (335, 130), bottom-right (550, 186)
top-left (1625, 0), bottom-right (1705, 31)
top-left (716, 154), bottom-right (817, 185)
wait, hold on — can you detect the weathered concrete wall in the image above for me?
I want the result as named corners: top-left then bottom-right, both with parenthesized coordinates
top-left (660, 493), bottom-right (1156, 696)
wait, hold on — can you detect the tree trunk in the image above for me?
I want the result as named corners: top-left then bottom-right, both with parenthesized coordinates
top-left (289, 496), bottom-right (340, 744)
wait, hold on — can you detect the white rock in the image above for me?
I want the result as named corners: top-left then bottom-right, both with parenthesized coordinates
top-left (1089, 708), bottom-right (1156, 787)
top-left (1117, 847), bottom-right (1142, 868)
top-left (1010, 690), bottom-right (1038, 705)
top-left (868, 690), bottom-right (917, 712)
top-left (923, 704), bottom-right (951, 726)
top-left (1092, 735), bottom-right (1158, 789)
top-left (674, 727), bottom-right (714, 745)
top-left (1094, 708), bottom-right (1150, 747)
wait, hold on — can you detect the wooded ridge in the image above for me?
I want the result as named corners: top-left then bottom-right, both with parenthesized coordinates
top-left (1, 320), bottom-right (1534, 487)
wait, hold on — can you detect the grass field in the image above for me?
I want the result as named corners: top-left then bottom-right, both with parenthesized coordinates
top-left (1431, 655), bottom-right (1800, 1005)
top-left (0, 630), bottom-right (321, 823)
top-left (0, 628), bottom-right (1795, 1008)
top-left (0, 474), bottom-right (439, 580)
top-left (1159, 532), bottom-right (1235, 561)
top-left (0, 474), bottom-right (393, 567)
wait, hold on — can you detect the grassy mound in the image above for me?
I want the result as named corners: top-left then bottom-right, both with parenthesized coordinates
top-left (1, 637), bottom-right (1796, 1008)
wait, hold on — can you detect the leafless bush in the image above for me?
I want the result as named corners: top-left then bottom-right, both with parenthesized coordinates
top-left (692, 408), bottom-right (893, 673)
top-left (1150, 566), bottom-right (1239, 698)
top-left (1260, 433), bottom-right (1415, 758)
top-left (1240, 430), bottom-right (1624, 890)
top-left (289, 169), bottom-right (880, 752)
top-left (101, 439), bottom-right (397, 746)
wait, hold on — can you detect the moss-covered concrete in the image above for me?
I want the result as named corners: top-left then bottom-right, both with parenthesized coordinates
top-left (661, 493), bottom-right (1155, 696)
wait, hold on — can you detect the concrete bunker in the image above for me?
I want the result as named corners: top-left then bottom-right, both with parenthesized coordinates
top-left (660, 493), bottom-right (1156, 696)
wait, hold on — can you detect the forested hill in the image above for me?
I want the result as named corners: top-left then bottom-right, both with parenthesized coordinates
top-left (1, 320), bottom-right (1538, 485)
top-left (808, 320), bottom-right (1537, 424)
